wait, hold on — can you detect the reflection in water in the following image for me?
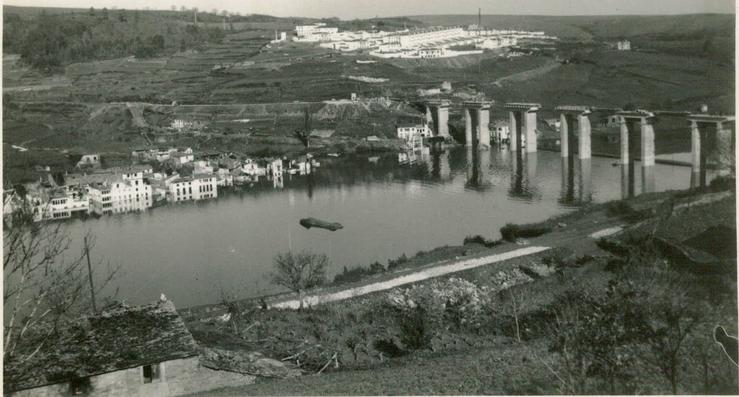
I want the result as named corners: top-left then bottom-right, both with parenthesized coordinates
top-left (464, 147), bottom-right (492, 191)
top-left (559, 156), bottom-right (576, 205)
top-left (509, 152), bottom-right (538, 200)
top-left (619, 162), bottom-right (656, 198)
top-left (579, 158), bottom-right (592, 203)
top-left (431, 150), bottom-right (452, 180)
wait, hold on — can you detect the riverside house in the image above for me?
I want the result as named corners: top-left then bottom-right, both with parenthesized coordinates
top-left (4, 298), bottom-right (252, 396)
top-left (166, 174), bottom-right (218, 202)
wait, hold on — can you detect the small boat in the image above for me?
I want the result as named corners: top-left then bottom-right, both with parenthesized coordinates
top-left (299, 217), bottom-right (343, 231)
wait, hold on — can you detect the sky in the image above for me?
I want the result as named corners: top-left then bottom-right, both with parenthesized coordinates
top-left (4, 0), bottom-right (736, 19)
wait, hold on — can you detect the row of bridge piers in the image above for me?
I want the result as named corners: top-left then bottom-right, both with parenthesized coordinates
top-left (422, 99), bottom-right (734, 192)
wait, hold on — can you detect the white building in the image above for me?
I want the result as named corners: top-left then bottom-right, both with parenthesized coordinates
top-left (397, 27), bottom-right (465, 49)
top-left (167, 175), bottom-right (218, 202)
top-left (492, 121), bottom-right (510, 143)
top-left (617, 40), bottom-right (631, 51)
top-left (397, 124), bottom-right (432, 141)
top-left (34, 186), bottom-right (90, 221)
top-left (76, 154), bottom-right (101, 168)
top-left (88, 175), bottom-right (152, 216)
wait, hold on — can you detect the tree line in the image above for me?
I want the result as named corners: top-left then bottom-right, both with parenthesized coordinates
top-left (4, 10), bottom-right (226, 72)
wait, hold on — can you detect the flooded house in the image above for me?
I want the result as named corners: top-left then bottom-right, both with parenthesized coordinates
top-left (4, 298), bottom-right (252, 396)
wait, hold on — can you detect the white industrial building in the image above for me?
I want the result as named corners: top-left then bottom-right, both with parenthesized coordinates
top-left (167, 174), bottom-right (218, 202)
top-left (88, 176), bottom-right (153, 216)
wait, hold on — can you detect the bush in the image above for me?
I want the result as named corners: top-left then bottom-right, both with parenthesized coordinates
top-left (398, 306), bottom-right (435, 350)
top-left (387, 253), bottom-right (408, 270)
top-left (333, 262), bottom-right (385, 285)
top-left (464, 234), bottom-right (504, 248)
top-left (709, 174), bottom-right (735, 192)
top-left (500, 223), bottom-right (552, 242)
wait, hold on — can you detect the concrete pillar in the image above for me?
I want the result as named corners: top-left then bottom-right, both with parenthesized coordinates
top-left (479, 148), bottom-right (490, 186)
top-left (559, 113), bottom-right (569, 157)
top-left (526, 152), bottom-right (538, 186)
top-left (425, 106), bottom-right (433, 126)
top-left (577, 113), bottom-right (591, 160)
top-left (430, 106), bottom-right (439, 137)
top-left (525, 110), bottom-right (537, 153)
top-left (690, 121), bottom-right (702, 188)
top-left (436, 106), bottom-right (449, 138)
top-left (619, 116), bottom-right (629, 164)
top-left (640, 117), bottom-right (655, 193)
top-left (620, 164), bottom-right (631, 199)
top-left (464, 108), bottom-right (473, 147)
top-left (640, 117), bottom-right (655, 167)
top-left (509, 111), bottom-right (518, 151)
top-left (479, 108), bottom-right (490, 149)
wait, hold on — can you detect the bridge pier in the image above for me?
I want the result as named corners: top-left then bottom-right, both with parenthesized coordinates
top-left (556, 106), bottom-right (592, 160)
top-left (427, 100), bottom-right (451, 139)
top-left (463, 101), bottom-right (492, 148)
top-left (464, 108), bottom-right (473, 147)
top-left (505, 103), bottom-right (540, 153)
top-left (687, 114), bottom-right (736, 188)
top-left (617, 111), bottom-right (656, 194)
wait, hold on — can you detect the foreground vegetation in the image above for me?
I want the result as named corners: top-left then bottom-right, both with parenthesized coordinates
top-left (188, 181), bottom-right (737, 395)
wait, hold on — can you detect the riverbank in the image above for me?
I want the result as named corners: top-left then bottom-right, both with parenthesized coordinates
top-left (182, 175), bottom-right (733, 320)
top-left (186, 178), bottom-right (736, 395)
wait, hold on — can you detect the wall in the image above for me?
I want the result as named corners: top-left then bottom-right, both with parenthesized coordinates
top-left (10, 357), bottom-right (254, 397)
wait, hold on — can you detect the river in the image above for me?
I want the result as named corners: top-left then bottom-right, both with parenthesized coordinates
top-left (58, 147), bottom-right (708, 308)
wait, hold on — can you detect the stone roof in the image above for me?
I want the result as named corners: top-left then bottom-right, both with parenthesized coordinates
top-left (4, 299), bottom-right (199, 393)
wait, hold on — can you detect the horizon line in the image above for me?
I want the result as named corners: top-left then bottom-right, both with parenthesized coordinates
top-left (3, 4), bottom-right (735, 19)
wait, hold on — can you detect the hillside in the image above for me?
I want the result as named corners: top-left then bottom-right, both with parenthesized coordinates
top-left (3, 9), bottom-right (735, 183)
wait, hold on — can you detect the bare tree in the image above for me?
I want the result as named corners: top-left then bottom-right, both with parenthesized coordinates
top-left (271, 251), bottom-right (328, 310)
top-left (293, 108), bottom-right (312, 149)
top-left (3, 202), bottom-right (119, 363)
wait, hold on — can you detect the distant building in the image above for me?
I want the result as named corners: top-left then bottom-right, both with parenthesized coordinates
top-left (601, 115), bottom-right (621, 128)
top-left (167, 174), bottom-right (218, 202)
top-left (544, 118), bottom-right (561, 131)
top-left (397, 124), bottom-right (432, 141)
top-left (88, 170), bottom-right (152, 216)
top-left (492, 120), bottom-right (514, 144)
top-left (34, 186), bottom-right (89, 221)
top-left (617, 40), bottom-right (631, 51)
top-left (418, 48), bottom-right (444, 58)
top-left (4, 298), bottom-right (251, 396)
top-left (76, 154), bottom-right (101, 168)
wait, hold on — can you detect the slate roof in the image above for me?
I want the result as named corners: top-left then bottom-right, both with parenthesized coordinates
top-left (4, 299), bottom-right (199, 393)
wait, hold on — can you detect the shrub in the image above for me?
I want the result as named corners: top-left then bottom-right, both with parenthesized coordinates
top-left (709, 174), bottom-right (735, 192)
top-left (333, 262), bottom-right (385, 285)
top-left (500, 223), bottom-right (552, 242)
top-left (387, 253), bottom-right (409, 270)
top-left (464, 234), bottom-right (504, 248)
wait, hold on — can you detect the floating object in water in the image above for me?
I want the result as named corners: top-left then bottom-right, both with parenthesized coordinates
top-left (300, 217), bottom-right (343, 231)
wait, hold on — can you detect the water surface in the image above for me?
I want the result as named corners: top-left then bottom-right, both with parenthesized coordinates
top-left (60, 147), bottom-right (703, 307)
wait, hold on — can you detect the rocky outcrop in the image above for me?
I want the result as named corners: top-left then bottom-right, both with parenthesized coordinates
top-left (200, 348), bottom-right (301, 379)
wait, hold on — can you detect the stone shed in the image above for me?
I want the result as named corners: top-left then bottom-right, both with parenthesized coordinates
top-left (4, 298), bottom-right (254, 396)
